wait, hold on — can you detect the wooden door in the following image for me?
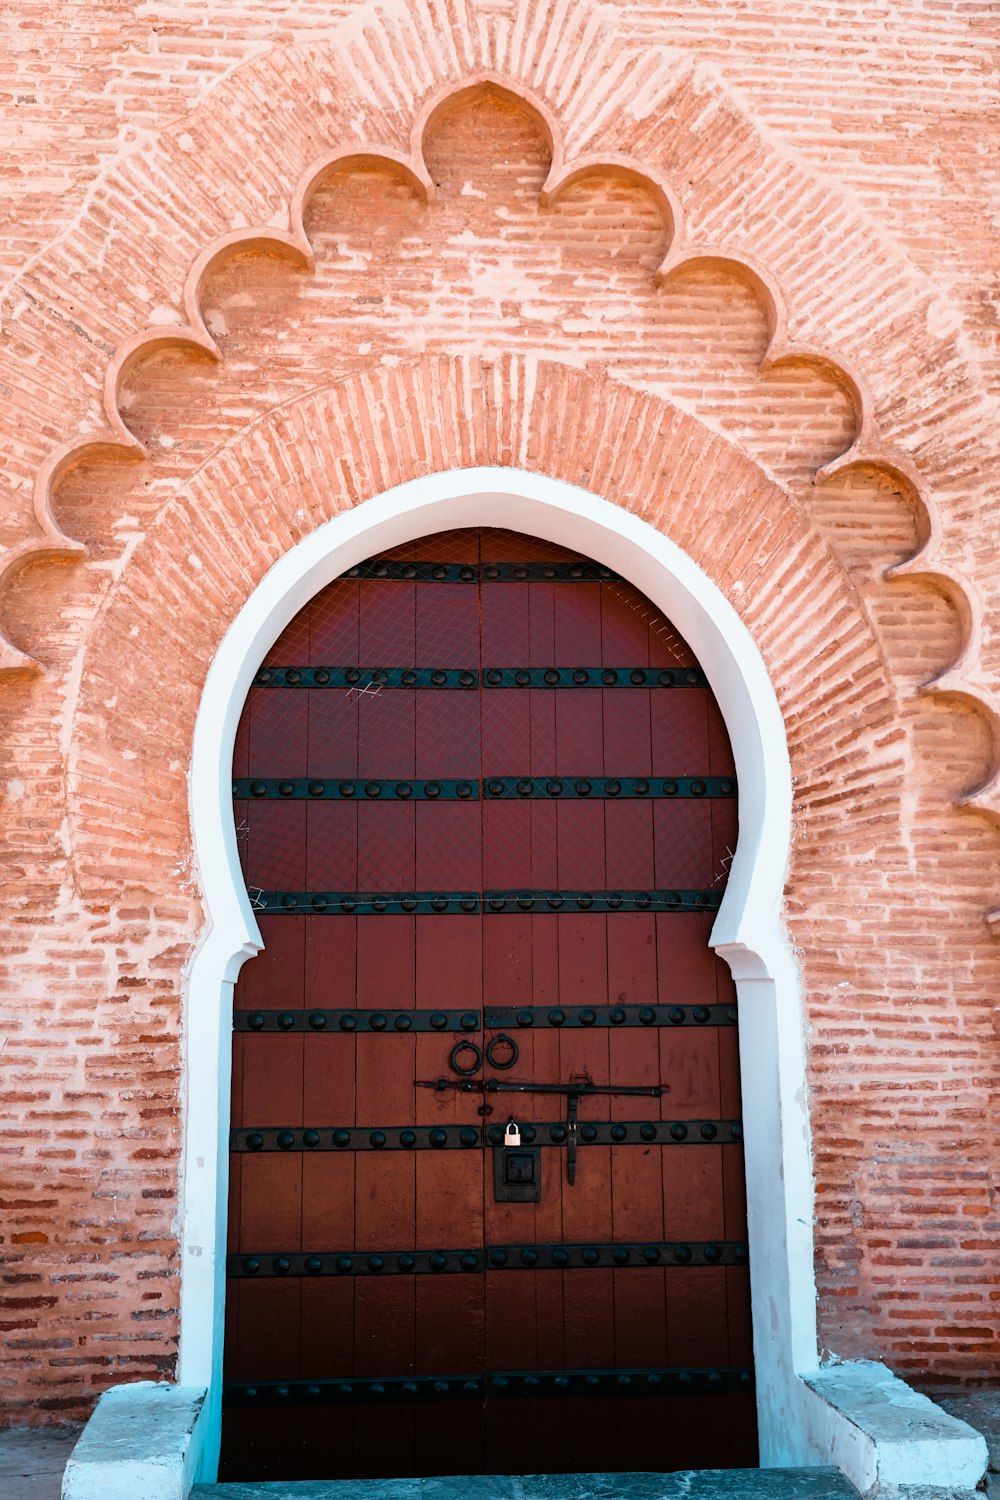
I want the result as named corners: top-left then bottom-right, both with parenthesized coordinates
top-left (221, 528), bottom-right (755, 1482)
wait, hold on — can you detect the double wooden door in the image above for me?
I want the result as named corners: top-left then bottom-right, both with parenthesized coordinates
top-left (221, 528), bottom-right (755, 1481)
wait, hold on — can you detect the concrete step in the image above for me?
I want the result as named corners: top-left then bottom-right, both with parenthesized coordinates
top-left (193, 1469), bottom-right (859, 1500)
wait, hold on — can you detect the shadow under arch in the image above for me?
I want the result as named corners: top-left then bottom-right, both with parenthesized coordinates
top-left (180, 466), bottom-right (815, 1476)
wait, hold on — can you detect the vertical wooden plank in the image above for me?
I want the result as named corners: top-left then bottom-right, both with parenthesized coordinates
top-left (414, 1273), bottom-right (485, 1475)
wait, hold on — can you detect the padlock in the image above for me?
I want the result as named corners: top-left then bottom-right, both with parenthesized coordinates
top-left (503, 1121), bottom-right (522, 1147)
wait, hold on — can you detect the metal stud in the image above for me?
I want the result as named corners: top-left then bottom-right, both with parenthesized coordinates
top-left (700, 1123), bottom-right (718, 1140)
top-left (248, 1013), bottom-right (265, 1031)
top-left (601, 669), bottom-right (618, 685)
top-left (604, 779), bottom-right (621, 796)
top-left (369, 1013), bottom-right (387, 1030)
top-left (704, 1244), bottom-right (722, 1263)
top-left (694, 1006), bottom-right (710, 1024)
top-left (333, 1130), bottom-right (351, 1148)
top-left (369, 1131), bottom-right (387, 1148)
top-left (336, 1256), bottom-right (353, 1274)
top-left (608, 1007), bottom-right (626, 1025)
top-left (460, 1253), bottom-right (478, 1272)
top-left (460, 1127), bottom-right (479, 1147)
top-left (246, 1133), bottom-right (263, 1151)
top-left (274, 1257), bottom-right (291, 1275)
top-left (610, 1124), bottom-right (628, 1142)
top-left (544, 669), bottom-right (560, 685)
top-left (521, 1248), bottom-right (538, 1266)
top-left (242, 1258), bottom-right (260, 1275)
top-left (308, 1012), bottom-right (327, 1030)
top-left (613, 1247), bottom-right (630, 1265)
top-left (278, 1012), bottom-right (295, 1030)
top-left (397, 1254), bottom-right (415, 1271)
top-left (429, 1129), bottom-right (447, 1148)
top-left (639, 1123), bottom-right (657, 1142)
top-left (582, 1248), bottom-right (599, 1265)
top-left (277, 1131), bottom-right (295, 1150)
top-left (546, 780), bottom-right (563, 796)
top-left (668, 1007), bottom-right (685, 1024)
top-left (516, 1010), bottom-right (534, 1028)
top-left (547, 1008), bottom-right (565, 1027)
top-left (580, 1124), bottom-right (598, 1142)
top-left (400, 1131), bottom-right (416, 1148)
top-left (305, 1257), bottom-right (323, 1275)
top-left (579, 1008), bottom-right (596, 1026)
top-left (638, 1007), bottom-right (656, 1025)
top-left (674, 1245), bottom-right (692, 1264)
top-left (367, 1255), bottom-right (384, 1273)
top-left (670, 1123), bottom-right (688, 1141)
top-left (490, 1249), bottom-right (508, 1267)
top-left (303, 1130), bottom-right (320, 1149)
top-left (394, 1014), bottom-right (412, 1031)
top-left (551, 1249), bottom-right (569, 1266)
top-left (339, 1014), bottom-right (357, 1031)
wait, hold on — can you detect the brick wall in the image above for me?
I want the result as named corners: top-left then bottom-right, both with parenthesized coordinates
top-left (1, 0), bottom-right (998, 1424)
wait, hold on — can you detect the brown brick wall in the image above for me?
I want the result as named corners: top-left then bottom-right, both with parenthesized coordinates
top-left (1, 0), bottom-right (998, 1424)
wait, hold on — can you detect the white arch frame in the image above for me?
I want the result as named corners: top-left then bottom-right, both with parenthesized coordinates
top-left (179, 467), bottom-right (818, 1474)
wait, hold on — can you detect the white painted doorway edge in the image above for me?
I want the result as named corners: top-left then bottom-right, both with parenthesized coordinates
top-left (178, 466), bottom-right (852, 1479)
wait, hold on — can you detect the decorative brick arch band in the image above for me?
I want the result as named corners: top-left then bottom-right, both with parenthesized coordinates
top-left (4, 43), bottom-right (997, 896)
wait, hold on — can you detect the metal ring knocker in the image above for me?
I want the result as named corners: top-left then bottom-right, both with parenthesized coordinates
top-left (485, 1033), bottom-right (519, 1071)
top-left (449, 1039), bottom-right (483, 1076)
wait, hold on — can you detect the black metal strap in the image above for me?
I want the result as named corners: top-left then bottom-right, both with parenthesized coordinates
top-left (231, 1119), bottom-right (742, 1152)
top-left (253, 667), bottom-right (476, 689)
top-left (223, 1366), bottom-right (754, 1406)
top-left (233, 1005), bottom-right (737, 1032)
top-left (234, 778), bottom-right (479, 801)
top-left (227, 1240), bottom-right (749, 1278)
top-left (343, 560), bottom-right (623, 583)
top-left (485, 1004), bottom-right (736, 1029)
top-left (234, 1008), bottom-right (481, 1034)
top-left (482, 775), bottom-right (734, 799)
top-left (248, 889), bottom-right (723, 916)
top-left (234, 775), bottom-right (735, 801)
top-left (252, 666), bottom-right (708, 690)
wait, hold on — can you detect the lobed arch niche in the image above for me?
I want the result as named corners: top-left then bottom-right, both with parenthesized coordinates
top-left (180, 466), bottom-right (815, 1475)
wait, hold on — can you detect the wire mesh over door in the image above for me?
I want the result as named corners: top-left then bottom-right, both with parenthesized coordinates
top-left (221, 527), bottom-right (755, 1481)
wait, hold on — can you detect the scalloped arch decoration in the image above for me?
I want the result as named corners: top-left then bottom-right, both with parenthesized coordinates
top-left (3, 64), bottom-right (999, 894)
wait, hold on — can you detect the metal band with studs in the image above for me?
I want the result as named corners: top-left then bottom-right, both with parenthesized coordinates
top-left (247, 889), bottom-right (724, 916)
top-left (223, 1366), bottom-right (754, 1406)
top-left (230, 1120), bottom-right (743, 1152)
top-left (226, 1240), bottom-right (749, 1278)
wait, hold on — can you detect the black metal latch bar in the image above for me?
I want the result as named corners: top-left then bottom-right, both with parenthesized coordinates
top-left (415, 1077), bottom-right (665, 1185)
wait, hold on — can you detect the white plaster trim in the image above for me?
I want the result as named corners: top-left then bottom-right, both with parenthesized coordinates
top-left (61, 1382), bottom-right (209, 1500)
top-left (179, 467), bottom-right (815, 1476)
top-left (799, 1362), bottom-right (989, 1493)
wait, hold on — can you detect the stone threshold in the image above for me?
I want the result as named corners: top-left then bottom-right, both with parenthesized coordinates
top-left (192, 1470), bottom-right (859, 1500)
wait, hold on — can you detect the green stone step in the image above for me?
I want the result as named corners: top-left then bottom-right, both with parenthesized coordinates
top-left (193, 1469), bottom-right (859, 1500)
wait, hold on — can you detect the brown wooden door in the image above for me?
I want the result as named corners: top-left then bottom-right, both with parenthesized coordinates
top-left (221, 528), bottom-right (755, 1482)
